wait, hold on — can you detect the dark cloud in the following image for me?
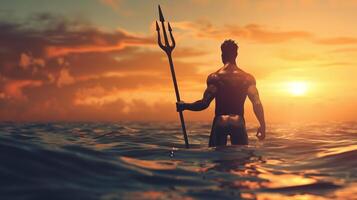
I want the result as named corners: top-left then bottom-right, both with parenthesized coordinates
top-left (0, 13), bottom-right (154, 96)
top-left (0, 13), bottom-right (209, 121)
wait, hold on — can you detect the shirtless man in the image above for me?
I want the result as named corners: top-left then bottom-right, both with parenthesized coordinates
top-left (176, 40), bottom-right (266, 147)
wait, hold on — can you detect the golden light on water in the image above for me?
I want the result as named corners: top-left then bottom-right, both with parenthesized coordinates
top-left (258, 173), bottom-right (316, 188)
top-left (286, 81), bottom-right (309, 96)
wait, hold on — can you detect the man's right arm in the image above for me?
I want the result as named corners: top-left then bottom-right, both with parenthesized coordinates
top-left (247, 84), bottom-right (266, 140)
top-left (177, 74), bottom-right (217, 112)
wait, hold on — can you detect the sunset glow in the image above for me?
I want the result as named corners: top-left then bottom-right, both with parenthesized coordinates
top-left (0, 0), bottom-right (356, 122)
top-left (286, 81), bottom-right (308, 96)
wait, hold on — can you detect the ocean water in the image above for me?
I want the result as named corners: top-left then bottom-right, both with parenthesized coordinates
top-left (0, 122), bottom-right (356, 200)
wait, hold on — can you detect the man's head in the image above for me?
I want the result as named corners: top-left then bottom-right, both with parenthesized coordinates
top-left (221, 39), bottom-right (238, 64)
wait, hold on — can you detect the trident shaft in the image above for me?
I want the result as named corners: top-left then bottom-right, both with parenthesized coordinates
top-left (156, 5), bottom-right (189, 148)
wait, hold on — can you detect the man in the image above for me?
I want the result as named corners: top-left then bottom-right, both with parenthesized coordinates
top-left (176, 40), bottom-right (266, 147)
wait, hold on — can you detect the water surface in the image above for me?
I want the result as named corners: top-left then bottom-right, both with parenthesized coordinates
top-left (0, 122), bottom-right (356, 200)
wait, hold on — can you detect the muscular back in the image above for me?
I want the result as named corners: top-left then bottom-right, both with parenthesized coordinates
top-left (209, 66), bottom-right (255, 116)
top-left (177, 60), bottom-right (265, 143)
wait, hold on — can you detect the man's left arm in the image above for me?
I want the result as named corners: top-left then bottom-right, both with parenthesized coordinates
top-left (247, 76), bottom-right (266, 140)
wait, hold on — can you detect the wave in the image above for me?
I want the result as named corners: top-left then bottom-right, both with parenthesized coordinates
top-left (0, 122), bottom-right (356, 200)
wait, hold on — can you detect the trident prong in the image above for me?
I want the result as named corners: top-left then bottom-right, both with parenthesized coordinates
top-left (156, 21), bottom-right (165, 50)
top-left (156, 5), bottom-right (175, 54)
top-left (168, 22), bottom-right (175, 49)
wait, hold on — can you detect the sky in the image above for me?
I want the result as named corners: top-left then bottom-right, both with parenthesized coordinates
top-left (0, 0), bottom-right (356, 123)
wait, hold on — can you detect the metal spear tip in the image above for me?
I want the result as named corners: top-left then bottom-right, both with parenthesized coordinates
top-left (168, 22), bottom-right (172, 31)
top-left (158, 5), bottom-right (165, 22)
top-left (155, 21), bottom-right (160, 31)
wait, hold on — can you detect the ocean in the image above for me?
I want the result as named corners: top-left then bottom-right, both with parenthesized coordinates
top-left (0, 121), bottom-right (356, 200)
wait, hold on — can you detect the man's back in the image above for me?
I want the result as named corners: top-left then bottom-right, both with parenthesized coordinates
top-left (209, 65), bottom-right (255, 116)
top-left (176, 39), bottom-right (265, 146)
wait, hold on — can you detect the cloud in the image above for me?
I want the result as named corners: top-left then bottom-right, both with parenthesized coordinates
top-left (191, 0), bottom-right (212, 5)
top-left (318, 62), bottom-right (355, 68)
top-left (316, 37), bottom-right (357, 45)
top-left (57, 68), bottom-right (75, 88)
top-left (278, 51), bottom-right (318, 61)
top-left (0, 13), bottom-right (155, 87)
top-left (175, 21), bottom-right (313, 43)
top-left (3, 80), bottom-right (43, 100)
top-left (100, 0), bottom-right (122, 9)
top-left (0, 13), bottom-right (210, 121)
top-left (19, 53), bottom-right (32, 69)
top-left (18, 52), bottom-right (46, 73)
top-left (99, 0), bottom-right (133, 16)
top-left (175, 20), bottom-right (357, 47)
top-left (0, 13), bottom-right (153, 60)
top-left (329, 48), bottom-right (357, 53)
top-left (227, 24), bottom-right (313, 43)
top-left (44, 29), bottom-right (153, 58)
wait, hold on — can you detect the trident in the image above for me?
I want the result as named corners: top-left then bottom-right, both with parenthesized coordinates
top-left (156, 5), bottom-right (189, 148)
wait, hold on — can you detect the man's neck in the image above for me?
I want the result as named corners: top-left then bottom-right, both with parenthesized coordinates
top-left (224, 62), bottom-right (238, 69)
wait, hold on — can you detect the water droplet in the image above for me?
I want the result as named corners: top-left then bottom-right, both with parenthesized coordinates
top-left (169, 150), bottom-right (174, 158)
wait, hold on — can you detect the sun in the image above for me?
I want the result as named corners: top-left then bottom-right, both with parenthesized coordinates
top-left (286, 81), bottom-right (308, 96)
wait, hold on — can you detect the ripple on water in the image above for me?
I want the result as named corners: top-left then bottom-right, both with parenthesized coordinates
top-left (0, 122), bottom-right (356, 200)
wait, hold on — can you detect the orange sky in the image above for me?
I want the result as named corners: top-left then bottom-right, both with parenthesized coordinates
top-left (0, 0), bottom-right (356, 122)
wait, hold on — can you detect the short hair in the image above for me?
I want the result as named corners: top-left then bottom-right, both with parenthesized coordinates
top-left (221, 39), bottom-right (238, 61)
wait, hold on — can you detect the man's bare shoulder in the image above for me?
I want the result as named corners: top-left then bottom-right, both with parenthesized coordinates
top-left (206, 70), bottom-right (221, 85)
top-left (244, 71), bottom-right (256, 86)
top-left (245, 72), bottom-right (256, 80)
top-left (237, 68), bottom-right (256, 85)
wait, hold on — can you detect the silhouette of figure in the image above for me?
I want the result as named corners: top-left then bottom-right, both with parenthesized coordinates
top-left (177, 40), bottom-right (266, 147)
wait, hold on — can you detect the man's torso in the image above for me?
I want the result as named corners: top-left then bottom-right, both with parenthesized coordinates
top-left (208, 65), bottom-right (255, 117)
